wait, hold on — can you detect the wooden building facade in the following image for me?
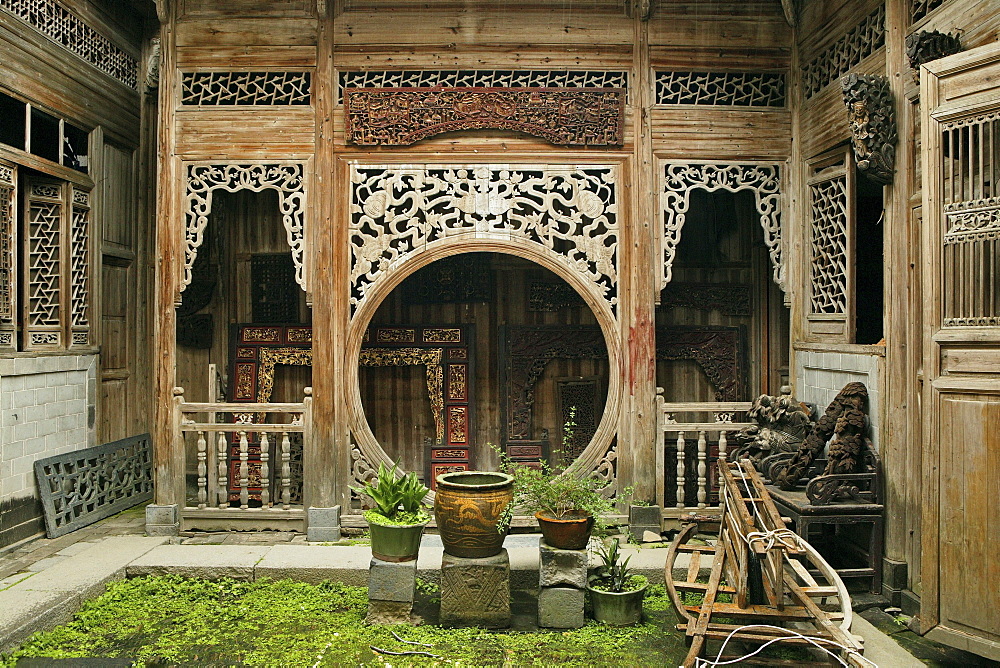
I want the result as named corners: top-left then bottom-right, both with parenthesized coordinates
top-left (0, 0), bottom-right (998, 659)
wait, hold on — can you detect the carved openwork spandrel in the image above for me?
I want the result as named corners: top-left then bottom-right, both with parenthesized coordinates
top-left (184, 164), bottom-right (306, 296)
top-left (350, 164), bottom-right (619, 317)
top-left (661, 163), bottom-right (784, 293)
top-left (345, 87), bottom-right (625, 147)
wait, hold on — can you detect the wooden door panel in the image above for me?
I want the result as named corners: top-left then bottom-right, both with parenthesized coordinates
top-left (937, 394), bottom-right (1000, 640)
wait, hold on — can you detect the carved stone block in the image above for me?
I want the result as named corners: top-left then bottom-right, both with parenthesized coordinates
top-left (440, 549), bottom-right (511, 628)
top-left (537, 586), bottom-right (585, 629)
top-left (538, 540), bottom-right (588, 590)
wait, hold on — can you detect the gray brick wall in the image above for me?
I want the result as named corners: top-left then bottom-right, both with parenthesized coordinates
top-left (793, 349), bottom-right (883, 451)
top-left (0, 355), bottom-right (97, 504)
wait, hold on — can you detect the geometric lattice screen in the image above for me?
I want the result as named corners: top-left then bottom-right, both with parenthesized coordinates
top-left (0, 161), bottom-right (15, 350)
top-left (941, 112), bottom-right (1000, 327)
top-left (809, 176), bottom-right (850, 315)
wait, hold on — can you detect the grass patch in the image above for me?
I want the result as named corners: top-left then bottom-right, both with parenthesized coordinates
top-left (2, 577), bottom-right (688, 667)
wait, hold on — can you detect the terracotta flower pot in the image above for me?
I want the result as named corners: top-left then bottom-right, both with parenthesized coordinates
top-left (434, 471), bottom-right (514, 558)
top-left (368, 519), bottom-right (428, 563)
top-left (535, 510), bottom-right (595, 550)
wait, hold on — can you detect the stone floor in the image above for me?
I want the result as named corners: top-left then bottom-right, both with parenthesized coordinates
top-left (0, 507), bottom-right (990, 667)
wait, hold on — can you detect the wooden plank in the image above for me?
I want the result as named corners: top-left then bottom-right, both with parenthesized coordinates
top-left (177, 46), bottom-right (318, 68)
top-left (175, 19), bottom-right (318, 47)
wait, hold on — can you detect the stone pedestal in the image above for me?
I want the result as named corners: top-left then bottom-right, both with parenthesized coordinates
top-left (145, 504), bottom-right (179, 536)
top-left (307, 505), bottom-right (341, 542)
top-left (538, 586), bottom-right (586, 628)
top-left (367, 557), bottom-right (416, 624)
top-left (629, 505), bottom-right (662, 541)
top-left (440, 549), bottom-right (511, 628)
top-left (537, 539), bottom-right (587, 628)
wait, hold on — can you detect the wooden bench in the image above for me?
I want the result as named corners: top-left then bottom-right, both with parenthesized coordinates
top-left (762, 451), bottom-right (884, 594)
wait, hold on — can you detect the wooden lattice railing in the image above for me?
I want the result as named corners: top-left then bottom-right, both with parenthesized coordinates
top-left (654, 391), bottom-right (754, 522)
top-left (175, 387), bottom-right (311, 530)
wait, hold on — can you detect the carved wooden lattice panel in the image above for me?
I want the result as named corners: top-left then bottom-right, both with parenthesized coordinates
top-left (661, 163), bottom-right (784, 292)
top-left (0, 0), bottom-right (137, 89)
top-left (180, 71), bottom-right (311, 106)
top-left (69, 188), bottom-right (90, 346)
top-left (809, 176), bottom-right (850, 315)
top-left (345, 88), bottom-right (625, 147)
top-left (350, 164), bottom-right (619, 316)
top-left (654, 71), bottom-right (785, 107)
top-left (0, 162), bottom-right (15, 350)
top-left (337, 69), bottom-right (628, 103)
top-left (911, 0), bottom-right (946, 23)
top-left (941, 112), bottom-right (1000, 327)
top-left (24, 180), bottom-right (62, 349)
top-left (803, 5), bottom-right (885, 100)
top-left (184, 164), bottom-right (306, 295)
top-left (34, 434), bottom-right (153, 538)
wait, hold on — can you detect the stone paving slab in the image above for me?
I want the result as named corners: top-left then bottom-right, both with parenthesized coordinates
top-left (127, 544), bottom-right (270, 581)
top-left (255, 545), bottom-right (372, 586)
top-left (0, 536), bottom-right (168, 652)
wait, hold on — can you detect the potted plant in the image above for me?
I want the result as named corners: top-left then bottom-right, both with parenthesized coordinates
top-left (353, 460), bottom-right (430, 562)
top-left (496, 452), bottom-right (616, 550)
top-left (587, 537), bottom-right (648, 625)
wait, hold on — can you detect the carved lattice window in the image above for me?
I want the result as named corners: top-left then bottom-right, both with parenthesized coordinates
top-left (654, 72), bottom-right (785, 108)
top-left (180, 72), bottom-right (311, 106)
top-left (24, 179), bottom-right (63, 349)
top-left (911, 0), bottom-right (946, 23)
top-left (349, 164), bottom-right (619, 317)
top-left (807, 150), bottom-right (855, 340)
top-left (337, 69), bottom-right (628, 103)
top-left (941, 112), bottom-right (1000, 327)
top-left (0, 0), bottom-right (137, 89)
top-left (69, 187), bottom-right (90, 346)
top-left (0, 161), bottom-right (15, 349)
top-left (4, 174), bottom-right (92, 351)
top-left (803, 5), bottom-right (885, 100)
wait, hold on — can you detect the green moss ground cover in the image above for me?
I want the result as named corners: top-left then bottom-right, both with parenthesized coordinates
top-left (2, 576), bottom-right (689, 667)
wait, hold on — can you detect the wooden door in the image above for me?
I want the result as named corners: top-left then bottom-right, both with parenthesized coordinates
top-left (920, 41), bottom-right (1000, 661)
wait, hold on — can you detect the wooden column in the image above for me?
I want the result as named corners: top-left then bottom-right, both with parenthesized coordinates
top-left (306, 2), bottom-right (347, 511)
top-left (619, 11), bottom-right (658, 503)
top-left (151, 1), bottom-right (183, 510)
top-left (882, 0), bottom-right (910, 569)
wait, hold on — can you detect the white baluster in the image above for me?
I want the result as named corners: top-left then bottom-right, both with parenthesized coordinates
top-left (281, 431), bottom-right (291, 510)
top-left (239, 431), bottom-right (249, 510)
top-left (217, 432), bottom-right (228, 508)
top-left (260, 432), bottom-right (271, 508)
top-left (196, 430), bottom-right (207, 509)
top-left (675, 432), bottom-right (686, 509)
top-left (717, 429), bottom-right (729, 501)
top-left (697, 430), bottom-right (708, 508)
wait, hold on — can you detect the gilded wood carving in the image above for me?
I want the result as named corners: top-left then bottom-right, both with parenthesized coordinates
top-left (345, 87), bottom-right (625, 146)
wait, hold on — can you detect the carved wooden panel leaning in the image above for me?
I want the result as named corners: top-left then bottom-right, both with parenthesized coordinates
top-left (344, 88), bottom-right (625, 146)
top-left (661, 163), bottom-right (784, 293)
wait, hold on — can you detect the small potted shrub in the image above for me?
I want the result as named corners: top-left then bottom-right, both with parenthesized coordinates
top-left (587, 537), bottom-right (648, 625)
top-left (353, 461), bottom-right (429, 562)
top-left (497, 452), bottom-right (615, 550)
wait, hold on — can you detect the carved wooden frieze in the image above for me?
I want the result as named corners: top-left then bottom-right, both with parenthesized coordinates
top-left (905, 31), bottom-right (961, 72)
top-left (842, 74), bottom-right (897, 185)
top-left (345, 87), bottom-right (625, 147)
top-left (659, 283), bottom-right (753, 316)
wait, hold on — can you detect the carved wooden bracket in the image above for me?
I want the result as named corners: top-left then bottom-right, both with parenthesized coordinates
top-left (345, 87), bottom-right (625, 147)
top-left (842, 74), bottom-right (897, 186)
top-left (905, 31), bottom-right (962, 72)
